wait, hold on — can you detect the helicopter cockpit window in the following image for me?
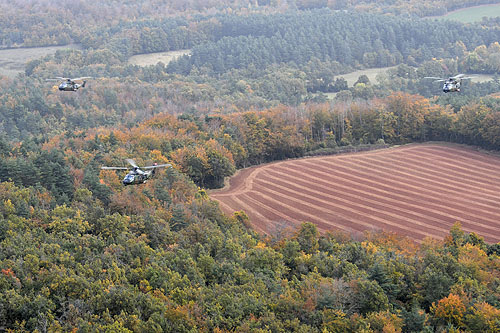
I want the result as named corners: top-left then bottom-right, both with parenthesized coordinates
top-left (124, 174), bottom-right (135, 182)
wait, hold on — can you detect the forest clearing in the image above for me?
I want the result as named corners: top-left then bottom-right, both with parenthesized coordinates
top-left (0, 44), bottom-right (80, 77)
top-left (342, 66), bottom-right (493, 86)
top-left (338, 66), bottom-right (398, 87)
top-left (211, 143), bottom-right (500, 243)
top-left (433, 3), bottom-right (500, 22)
top-left (127, 49), bottom-right (191, 66)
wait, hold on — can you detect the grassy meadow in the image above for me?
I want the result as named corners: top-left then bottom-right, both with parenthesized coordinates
top-left (0, 44), bottom-right (81, 78)
top-left (435, 4), bottom-right (500, 22)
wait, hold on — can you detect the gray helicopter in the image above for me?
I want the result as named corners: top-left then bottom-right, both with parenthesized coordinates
top-left (47, 76), bottom-right (92, 91)
top-left (101, 159), bottom-right (171, 185)
top-left (424, 74), bottom-right (475, 93)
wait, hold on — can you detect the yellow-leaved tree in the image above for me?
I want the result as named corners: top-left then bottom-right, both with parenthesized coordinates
top-left (431, 293), bottom-right (466, 328)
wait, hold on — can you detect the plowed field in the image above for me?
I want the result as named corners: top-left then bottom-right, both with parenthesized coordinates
top-left (210, 144), bottom-right (500, 243)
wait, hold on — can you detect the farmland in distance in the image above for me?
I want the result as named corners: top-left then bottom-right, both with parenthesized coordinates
top-left (211, 144), bottom-right (500, 243)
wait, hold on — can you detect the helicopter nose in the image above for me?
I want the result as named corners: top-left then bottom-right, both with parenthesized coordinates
top-left (58, 86), bottom-right (64, 91)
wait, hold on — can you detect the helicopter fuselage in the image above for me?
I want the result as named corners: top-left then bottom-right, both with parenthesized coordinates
top-left (58, 80), bottom-right (86, 91)
top-left (122, 170), bottom-right (154, 185)
top-left (443, 79), bottom-right (460, 93)
top-left (102, 160), bottom-right (169, 186)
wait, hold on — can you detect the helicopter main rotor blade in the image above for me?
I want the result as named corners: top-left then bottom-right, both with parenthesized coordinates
top-left (451, 74), bottom-right (465, 79)
top-left (101, 166), bottom-right (129, 170)
top-left (424, 77), bottom-right (444, 80)
top-left (125, 159), bottom-right (139, 168)
top-left (434, 79), bottom-right (446, 82)
top-left (71, 76), bottom-right (92, 81)
top-left (143, 164), bottom-right (172, 169)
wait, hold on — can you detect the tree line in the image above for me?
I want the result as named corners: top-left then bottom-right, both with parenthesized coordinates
top-left (1, 92), bottom-right (496, 195)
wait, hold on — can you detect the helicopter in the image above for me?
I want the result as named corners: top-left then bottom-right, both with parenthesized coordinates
top-left (424, 74), bottom-right (475, 93)
top-left (101, 159), bottom-right (171, 185)
top-left (47, 76), bottom-right (92, 91)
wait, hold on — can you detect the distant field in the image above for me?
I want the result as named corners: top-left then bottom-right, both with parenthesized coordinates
top-left (211, 144), bottom-right (500, 243)
top-left (0, 44), bottom-right (81, 78)
top-left (319, 66), bottom-right (398, 99)
top-left (128, 49), bottom-right (191, 67)
top-left (340, 68), bottom-right (494, 85)
top-left (431, 4), bottom-right (500, 22)
top-left (339, 66), bottom-right (398, 87)
top-left (320, 69), bottom-right (493, 100)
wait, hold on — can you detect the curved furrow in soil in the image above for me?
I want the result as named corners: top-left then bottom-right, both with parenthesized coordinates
top-left (397, 149), bottom-right (500, 184)
top-left (258, 170), bottom-right (450, 237)
top-left (211, 165), bottom-right (262, 196)
top-left (271, 163), bottom-right (500, 241)
top-left (348, 154), bottom-right (500, 208)
top-left (279, 161), bottom-right (500, 236)
top-left (210, 145), bottom-right (500, 242)
top-left (308, 159), bottom-right (500, 225)
top-left (359, 149), bottom-right (500, 193)
top-left (251, 177), bottom-right (438, 240)
top-left (417, 145), bottom-right (500, 172)
top-left (218, 194), bottom-right (269, 221)
top-left (229, 193), bottom-right (284, 233)
top-left (262, 168), bottom-right (459, 233)
top-left (243, 191), bottom-right (359, 234)
top-left (215, 198), bottom-right (238, 215)
top-left (318, 155), bottom-right (500, 204)
top-left (360, 152), bottom-right (500, 195)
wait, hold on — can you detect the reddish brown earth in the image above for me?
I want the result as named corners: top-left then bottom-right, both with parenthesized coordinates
top-left (210, 144), bottom-right (500, 243)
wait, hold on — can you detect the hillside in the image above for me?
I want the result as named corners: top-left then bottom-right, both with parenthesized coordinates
top-left (0, 1), bottom-right (500, 331)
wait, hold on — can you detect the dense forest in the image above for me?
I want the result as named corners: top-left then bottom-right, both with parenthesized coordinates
top-left (2, 0), bottom-right (500, 49)
top-left (1, 176), bottom-right (500, 331)
top-left (1, 91), bottom-right (500, 330)
top-left (1, 0), bottom-right (500, 331)
top-left (2, 1), bottom-right (500, 49)
top-left (167, 11), bottom-right (499, 74)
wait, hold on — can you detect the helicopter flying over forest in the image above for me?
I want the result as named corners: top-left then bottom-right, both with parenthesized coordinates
top-left (101, 159), bottom-right (171, 185)
top-left (47, 76), bottom-right (92, 91)
top-left (424, 74), bottom-right (475, 93)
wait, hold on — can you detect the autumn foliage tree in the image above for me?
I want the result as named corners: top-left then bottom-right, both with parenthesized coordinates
top-left (431, 293), bottom-right (467, 328)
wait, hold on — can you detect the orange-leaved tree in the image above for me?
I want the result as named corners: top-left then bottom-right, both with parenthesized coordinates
top-left (431, 293), bottom-right (466, 328)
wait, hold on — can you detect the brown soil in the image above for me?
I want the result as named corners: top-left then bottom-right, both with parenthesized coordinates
top-left (210, 144), bottom-right (500, 243)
